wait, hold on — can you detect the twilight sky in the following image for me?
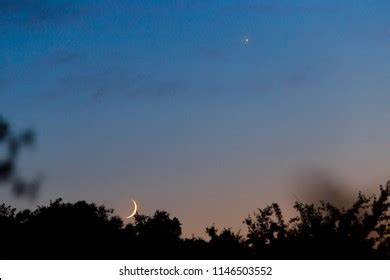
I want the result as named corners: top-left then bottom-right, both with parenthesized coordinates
top-left (2, 0), bottom-right (390, 237)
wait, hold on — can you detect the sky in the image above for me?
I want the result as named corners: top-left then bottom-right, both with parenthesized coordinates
top-left (2, 0), bottom-right (390, 237)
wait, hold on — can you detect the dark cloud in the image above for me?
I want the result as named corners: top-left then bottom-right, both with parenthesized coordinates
top-left (44, 66), bottom-right (189, 102)
top-left (92, 72), bottom-right (188, 100)
top-left (283, 64), bottom-right (325, 88)
top-left (285, 73), bottom-right (309, 87)
top-left (0, 0), bottom-right (94, 28)
top-left (223, 2), bottom-right (339, 15)
top-left (0, 50), bottom-right (85, 95)
top-left (196, 46), bottom-right (229, 61)
top-left (251, 59), bottom-right (338, 95)
top-left (48, 50), bottom-right (85, 65)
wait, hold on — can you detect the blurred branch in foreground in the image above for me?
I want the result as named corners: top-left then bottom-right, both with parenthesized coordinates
top-left (0, 115), bottom-right (40, 199)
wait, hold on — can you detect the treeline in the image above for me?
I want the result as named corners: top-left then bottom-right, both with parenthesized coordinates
top-left (0, 186), bottom-right (389, 259)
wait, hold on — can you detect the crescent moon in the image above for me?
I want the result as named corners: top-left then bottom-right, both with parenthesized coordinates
top-left (126, 199), bottom-right (138, 219)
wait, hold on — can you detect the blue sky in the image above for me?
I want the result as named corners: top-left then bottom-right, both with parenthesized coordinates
top-left (2, 0), bottom-right (390, 236)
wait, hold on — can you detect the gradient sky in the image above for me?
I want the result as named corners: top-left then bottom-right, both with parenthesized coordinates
top-left (2, 0), bottom-right (390, 237)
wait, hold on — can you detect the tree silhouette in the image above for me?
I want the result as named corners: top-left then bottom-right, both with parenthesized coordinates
top-left (0, 184), bottom-right (388, 259)
top-left (205, 225), bottom-right (249, 259)
top-left (132, 210), bottom-right (182, 258)
top-left (244, 184), bottom-right (389, 259)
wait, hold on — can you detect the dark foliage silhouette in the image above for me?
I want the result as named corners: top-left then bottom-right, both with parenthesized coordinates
top-left (244, 185), bottom-right (389, 259)
top-left (129, 211), bottom-right (182, 258)
top-left (0, 186), bottom-right (388, 259)
top-left (205, 226), bottom-right (249, 259)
